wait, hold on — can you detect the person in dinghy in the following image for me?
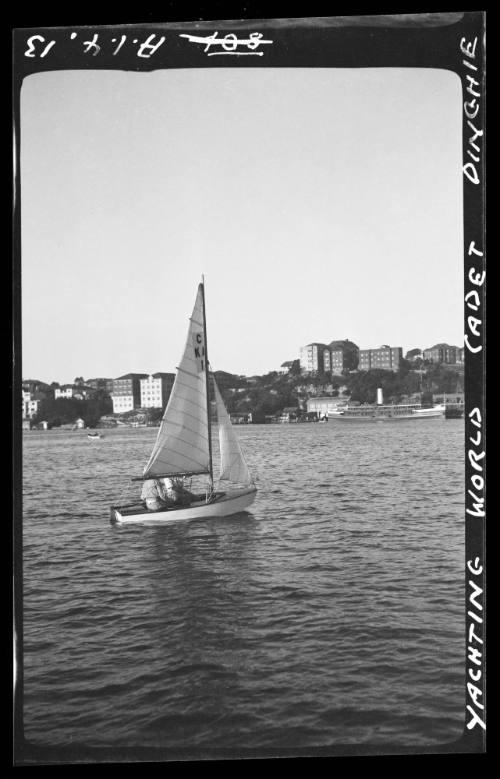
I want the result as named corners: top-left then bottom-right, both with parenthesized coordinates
top-left (141, 477), bottom-right (198, 511)
top-left (140, 478), bottom-right (167, 511)
top-left (161, 477), bottom-right (197, 507)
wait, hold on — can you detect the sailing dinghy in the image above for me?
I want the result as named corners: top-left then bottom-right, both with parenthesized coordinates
top-left (110, 281), bottom-right (257, 524)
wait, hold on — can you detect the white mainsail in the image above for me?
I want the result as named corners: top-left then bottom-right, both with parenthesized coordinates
top-left (213, 378), bottom-right (253, 486)
top-left (143, 285), bottom-right (210, 479)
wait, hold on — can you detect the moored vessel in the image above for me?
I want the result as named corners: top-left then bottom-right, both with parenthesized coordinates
top-left (328, 388), bottom-right (445, 422)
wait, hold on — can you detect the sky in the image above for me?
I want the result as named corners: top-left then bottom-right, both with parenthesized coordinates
top-left (20, 67), bottom-right (463, 384)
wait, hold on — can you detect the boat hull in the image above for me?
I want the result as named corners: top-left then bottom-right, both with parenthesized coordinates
top-left (328, 405), bottom-right (445, 421)
top-left (111, 486), bottom-right (257, 525)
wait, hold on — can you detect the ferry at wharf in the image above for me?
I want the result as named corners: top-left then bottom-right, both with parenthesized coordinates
top-left (328, 388), bottom-right (445, 422)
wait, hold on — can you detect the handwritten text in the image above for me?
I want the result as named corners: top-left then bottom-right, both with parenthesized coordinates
top-left (461, 36), bottom-right (484, 185)
top-left (179, 31), bottom-right (273, 57)
top-left (465, 241), bottom-right (484, 355)
top-left (24, 32), bottom-right (166, 59)
top-left (466, 557), bottom-right (485, 730)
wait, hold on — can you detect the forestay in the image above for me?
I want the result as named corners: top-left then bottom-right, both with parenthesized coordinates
top-left (213, 378), bottom-right (253, 486)
top-left (143, 285), bottom-right (210, 478)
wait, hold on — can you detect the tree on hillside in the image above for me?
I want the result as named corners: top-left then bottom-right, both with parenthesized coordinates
top-left (33, 391), bottom-right (112, 428)
top-left (397, 358), bottom-right (411, 376)
top-left (424, 364), bottom-right (463, 393)
top-left (405, 348), bottom-right (422, 361)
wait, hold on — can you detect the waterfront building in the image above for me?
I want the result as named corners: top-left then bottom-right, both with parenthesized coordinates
top-left (423, 343), bottom-right (459, 364)
top-left (358, 345), bottom-right (403, 372)
top-left (299, 343), bottom-right (328, 374)
top-left (111, 373), bottom-right (148, 414)
top-left (22, 390), bottom-right (31, 419)
top-left (307, 396), bottom-right (347, 417)
top-left (433, 392), bottom-right (464, 405)
top-left (277, 406), bottom-right (301, 423)
top-left (140, 373), bottom-right (175, 409)
top-left (230, 412), bottom-right (252, 424)
top-left (24, 398), bottom-right (41, 418)
top-left (328, 340), bottom-right (359, 375)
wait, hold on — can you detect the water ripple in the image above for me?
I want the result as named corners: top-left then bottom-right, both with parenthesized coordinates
top-left (21, 422), bottom-right (465, 751)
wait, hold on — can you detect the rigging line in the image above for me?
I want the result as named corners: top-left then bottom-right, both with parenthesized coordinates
top-left (162, 403), bottom-right (207, 426)
top-left (152, 441), bottom-right (209, 463)
top-left (157, 435), bottom-right (210, 456)
top-left (172, 374), bottom-right (204, 390)
top-left (177, 366), bottom-right (205, 381)
top-left (166, 394), bottom-right (207, 415)
top-left (157, 413), bottom-right (208, 429)
top-left (201, 280), bottom-right (214, 490)
top-left (169, 379), bottom-right (206, 398)
top-left (141, 470), bottom-right (209, 481)
top-left (152, 450), bottom-right (209, 469)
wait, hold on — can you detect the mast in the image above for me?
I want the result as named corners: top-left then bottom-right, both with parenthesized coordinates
top-left (201, 276), bottom-right (214, 492)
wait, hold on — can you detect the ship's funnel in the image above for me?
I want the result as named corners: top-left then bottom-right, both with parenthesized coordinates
top-left (376, 388), bottom-right (384, 405)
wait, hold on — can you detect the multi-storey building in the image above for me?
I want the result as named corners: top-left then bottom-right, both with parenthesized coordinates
top-left (22, 379), bottom-right (50, 395)
top-left (111, 373), bottom-right (148, 414)
top-left (456, 347), bottom-right (464, 364)
top-left (23, 394), bottom-right (44, 419)
top-left (423, 343), bottom-right (459, 364)
top-left (140, 373), bottom-right (175, 409)
top-left (22, 385), bottom-right (48, 419)
top-left (86, 378), bottom-right (114, 393)
top-left (25, 399), bottom-right (40, 418)
top-left (328, 340), bottom-right (359, 375)
top-left (358, 345), bottom-right (403, 372)
top-left (54, 384), bottom-right (77, 399)
top-left (299, 343), bottom-right (328, 374)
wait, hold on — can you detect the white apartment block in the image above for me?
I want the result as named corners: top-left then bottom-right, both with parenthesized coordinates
top-left (54, 386), bottom-right (75, 399)
top-left (24, 399), bottom-right (41, 418)
top-left (112, 395), bottom-right (134, 414)
top-left (140, 375), bottom-right (163, 408)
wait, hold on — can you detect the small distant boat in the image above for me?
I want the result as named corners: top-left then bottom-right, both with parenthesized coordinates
top-left (87, 432), bottom-right (103, 439)
top-left (110, 280), bottom-right (257, 525)
top-left (328, 388), bottom-right (445, 422)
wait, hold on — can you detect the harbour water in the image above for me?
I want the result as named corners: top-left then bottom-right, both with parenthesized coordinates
top-left (20, 420), bottom-right (465, 753)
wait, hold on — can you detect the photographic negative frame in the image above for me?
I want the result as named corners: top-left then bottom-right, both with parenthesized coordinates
top-left (13, 12), bottom-right (486, 764)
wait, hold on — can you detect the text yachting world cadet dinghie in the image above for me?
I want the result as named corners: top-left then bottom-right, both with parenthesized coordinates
top-left (110, 280), bottom-right (257, 525)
